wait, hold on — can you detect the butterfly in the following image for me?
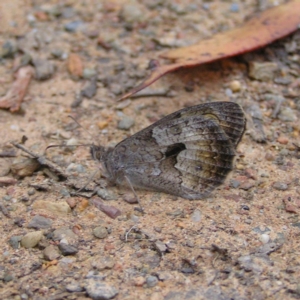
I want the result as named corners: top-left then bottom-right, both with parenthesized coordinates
top-left (91, 102), bottom-right (246, 200)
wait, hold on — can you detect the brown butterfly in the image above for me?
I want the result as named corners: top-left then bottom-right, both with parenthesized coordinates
top-left (91, 102), bottom-right (246, 200)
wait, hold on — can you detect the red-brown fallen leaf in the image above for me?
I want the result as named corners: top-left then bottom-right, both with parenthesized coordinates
top-left (119, 0), bottom-right (300, 101)
top-left (0, 66), bottom-right (34, 112)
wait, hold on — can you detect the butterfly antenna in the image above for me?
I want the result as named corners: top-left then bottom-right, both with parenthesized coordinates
top-left (68, 115), bottom-right (96, 141)
top-left (45, 143), bottom-right (93, 154)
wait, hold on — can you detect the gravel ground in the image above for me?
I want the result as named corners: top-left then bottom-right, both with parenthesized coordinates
top-left (0, 0), bottom-right (300, 299)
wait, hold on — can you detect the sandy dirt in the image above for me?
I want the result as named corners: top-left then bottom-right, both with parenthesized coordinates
top-left (0, 0), bottom-right (299, 299)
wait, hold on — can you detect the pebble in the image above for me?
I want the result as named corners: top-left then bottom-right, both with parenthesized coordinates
top-left (83, 68), bottom-right (97, 79)
top-left (27, 188), bottom-right (36, 196)
top-left (60, 188), bottom-right (70, 197)
top-left (65, 281), bottom-right (83, 292)
top-left (117, 116), bottom-right (135, 130)
top-left (260, 234), bottom-right (270, 244)
top-left (92, 257), bottom-right (115, 270)
top-left (66, 163), bottom-right (86, 173)
top-left (52, 227), bottom-right (78, 242)
top-left (97, 188), bottom-right (117, 200)
top-left (133, 276), bottom-right (145, 287)
top-left (278, 107), bottom-right (297, 122)
top-left (249, 62), bottom-right (278, 81)
top-left (28, 215), bottom-right (52, 229)
top-left (120, 3), bottom-right (144, 23)
top-left (230, 179), bottom-right (240, 188)
top-left (21, 231), bottom-right (43, 248)
top-left (64, 21), bottom-right (83, 32)
top-left (0, 159), bottom-right (11, 176)
top-left (191, 209), bottom-right (201, 222)
top-left (110, 83), bottom-right (123, 95)
top-left (93, 226), bottom-right (108, 239)
top-left (10, 158), bottom-right (40, 177)
top-left (81, 78), bottom-right (97, 98)
top-left (59, 243), bottom-right (78, 256)
top-left (43, 245), bottom-right (60, 261)
top-left (230, 3), bottom-right (240, 12)
top-left (154, 241), bottom-right (167, 253)
top-left (229, 80), bottom-right (241, 92)
top-left (277, 136), bottom-right (289, 145)
top-left (0, 40), bottom-right (17, 58)
top-left (32, 58), bottom-right (55, 80)
top-left (9, 236), bottom-right (22, 249)
top-left (146, 275), bottom-right (158, 288)
top-left (273, 182), bottom-right (288, 191)
top-left (84, 277), bottom-right (118, 300)
top-left (33, 200), bottom-right (71, 214)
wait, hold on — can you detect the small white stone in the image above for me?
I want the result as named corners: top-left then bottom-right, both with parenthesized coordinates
top-left (260, 234), bottom-right (270, 244)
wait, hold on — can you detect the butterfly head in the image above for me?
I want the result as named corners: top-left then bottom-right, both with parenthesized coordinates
top-left (90, 145), bottom-right (108, 162)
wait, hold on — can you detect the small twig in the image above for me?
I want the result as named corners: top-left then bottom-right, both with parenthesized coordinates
top-left (11, 142), bottom-right (68, 179)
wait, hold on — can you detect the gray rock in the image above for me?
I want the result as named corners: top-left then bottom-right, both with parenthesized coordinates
top-left (59, 243), bottom-right (78, 256)
top-left (117, 116), bottom-right (135, 130)
top-left (85, 277), bottom-right (118, 300)
top-left (273, 182), bottom-right (288, 191)
top-left (9, 236), bottom-right (22, 249)
top-left (64, 21), bottom-right (83, 32)
top-left (279, 107), bottom-right (297, 122)
top-left (154, 241), bottom-right (167, 253)
top-left (65, 281), bottom-right (83, 292)
top-left (0, 40), bottom-right (17, 58)
top-left (92, 257), bottom-right (115, 270)
top-left (191, 209), bottom-right (201, 222)
top-left (21, 231), bottom-right (43, 248)
top-left (97, 188), bottom-right (117, 200)
top-left (83, 68), bottom-right (97, 79)
top-left (32, 58), bottom-right (55, 80)
top-left (0, 159), bottom-right (11, 176)
top-left (249, 62), bottom-right (278, 81)
top-left (52, 227), bottom-right (78, 242)
top-left (120, 3), bottom-right (144, 23)
top-left (230, 3), bottom-right (240, 12)
top-left (93, 226), bottom-right (108, 239)
top-left (44, 245), bottom-right (60, 261)
top-left (28, 215), bottom-right (52, 229)
top-left (146, 275), bottom-right (158, 288)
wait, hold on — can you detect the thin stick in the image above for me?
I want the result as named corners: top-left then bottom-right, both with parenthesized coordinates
top-left (11, 142), bottom-right (68, 179)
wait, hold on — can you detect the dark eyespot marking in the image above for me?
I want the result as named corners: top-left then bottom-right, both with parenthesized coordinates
top-left (165, 143), bottom-right (186, 158)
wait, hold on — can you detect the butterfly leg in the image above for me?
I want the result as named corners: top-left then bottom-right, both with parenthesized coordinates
top-left (124, 175), bottom-right (144, 212)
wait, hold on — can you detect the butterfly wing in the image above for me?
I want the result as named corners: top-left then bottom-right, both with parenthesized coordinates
top-left (108, 102), bottom-right (246, 199)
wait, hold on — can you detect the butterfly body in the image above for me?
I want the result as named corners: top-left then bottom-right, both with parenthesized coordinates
top-left (92, 102), bottom-right (246, 200)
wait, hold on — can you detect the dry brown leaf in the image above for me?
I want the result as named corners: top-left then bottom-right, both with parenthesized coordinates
top-left (119, 0), bottom-right (300, 100)
top-left (0, 66), bottom-right (34, 112)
